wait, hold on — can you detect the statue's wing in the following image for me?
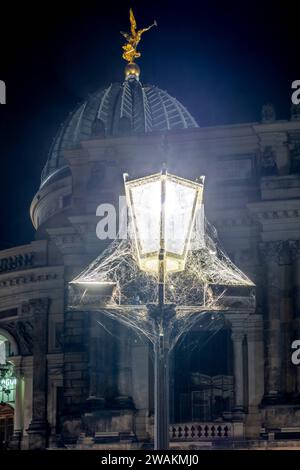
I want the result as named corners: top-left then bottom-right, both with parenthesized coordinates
top-left (129, 8), bottom-right (137, 35)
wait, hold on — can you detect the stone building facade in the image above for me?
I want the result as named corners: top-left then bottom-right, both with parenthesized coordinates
top-left (1, 71), bottom-right (300, 449)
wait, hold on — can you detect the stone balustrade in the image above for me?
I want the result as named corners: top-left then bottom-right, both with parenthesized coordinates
top-left (170, 422), bottom-right (233, 441)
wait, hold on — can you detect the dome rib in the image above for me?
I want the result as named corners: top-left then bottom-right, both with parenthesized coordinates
top-left (97, 84), bottom-right (113, 122)
top-left (142, 88), bottom-right (152, 132)
top-left (120, 81), bottom-right (133, 120)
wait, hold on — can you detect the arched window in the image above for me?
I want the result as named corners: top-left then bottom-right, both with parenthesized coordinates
top-left (0, 332), bottom-right (18, 449)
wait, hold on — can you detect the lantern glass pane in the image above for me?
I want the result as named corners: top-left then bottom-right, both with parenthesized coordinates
top-left (131, 180), bottom-right (161, 254)
top-left (165, 180), bottom-right (196, 255)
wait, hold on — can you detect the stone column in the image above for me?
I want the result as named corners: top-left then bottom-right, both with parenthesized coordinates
top-left (260, 241), bottom-right (285, 404)
top-left (87, 314), bottom-right (105, 409)
top-left (290, 240), bottom-right (300, 400)
top-left (245, 316), bottom-right (264, 438)
top-left (14, 373), bottom-right (23, 438)
top-left (115, 323), bottom-right (133, 408)
top-left (231, 329), bottom-right (245, 414)
top-left (9, 356), bottom-right (23, 449)
top-left (246, 319), bottom-right (264, 410)
top-left (63, 310), bottom-right (89, 417)
top-left (22, 356), bottom-right (33, 449)
top-left (27, 298), bottom-right (50, 449)
top-left (47, 353), bottom-right (63, 447)
top-left (131, 334), bottom-right (151, 441)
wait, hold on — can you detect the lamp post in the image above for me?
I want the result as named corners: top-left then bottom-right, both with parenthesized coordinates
top-left (124, 169), bottom-right (204, 449)
top-left (70, 168), bottom-right (254, 450)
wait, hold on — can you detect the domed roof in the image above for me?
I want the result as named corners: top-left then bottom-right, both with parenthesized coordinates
top-left (41, 77), bottom-right (198, 186)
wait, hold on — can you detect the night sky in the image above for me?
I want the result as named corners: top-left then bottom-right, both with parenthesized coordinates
top-left (0, 0), bottom-right (299, 250)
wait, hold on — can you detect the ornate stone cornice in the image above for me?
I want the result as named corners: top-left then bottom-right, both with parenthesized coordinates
top-left (0, 269), bottom-right (63, 291)
top-left (248, 200), bottom-right (300, 224)
top-left (257, 209), bottom-right (300, 221)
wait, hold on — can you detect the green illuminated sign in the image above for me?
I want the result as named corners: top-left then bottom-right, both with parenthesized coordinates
top-left (0, 365), bottom-right (16, 404)
top-left (0, 378), bottom-right (16, 388)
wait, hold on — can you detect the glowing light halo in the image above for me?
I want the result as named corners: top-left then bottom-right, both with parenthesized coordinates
top-left (124, 171), bottom-right (204, 273)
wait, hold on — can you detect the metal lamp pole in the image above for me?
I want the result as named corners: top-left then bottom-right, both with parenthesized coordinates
top-left (153, 326), bottom-right (170, 450)
top-left (123, 169), bottom-right (204, 450)
top-left (124, 169), bottom-right (172, 449)
top-left (152, 167), bottom-right (171, 450)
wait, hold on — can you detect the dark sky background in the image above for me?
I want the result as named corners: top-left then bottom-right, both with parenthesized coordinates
top-left (0, 0), bottom-right (299, 251)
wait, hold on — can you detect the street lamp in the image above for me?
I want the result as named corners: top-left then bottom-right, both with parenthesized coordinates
top-left (69, 168), bottom-right (254, 450)
top-left (124, 168), bottom-right (204, 449)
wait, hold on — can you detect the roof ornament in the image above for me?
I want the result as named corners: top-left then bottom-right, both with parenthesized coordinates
top-left (121, 8), bottom-right (157, 80)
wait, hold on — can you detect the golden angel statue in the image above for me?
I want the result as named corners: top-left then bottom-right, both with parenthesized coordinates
top-left (121, 8), bottom-right (157, 63)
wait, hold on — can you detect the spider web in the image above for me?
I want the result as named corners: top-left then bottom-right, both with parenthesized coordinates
top-left (69, 206), bottom-right (254, 351)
